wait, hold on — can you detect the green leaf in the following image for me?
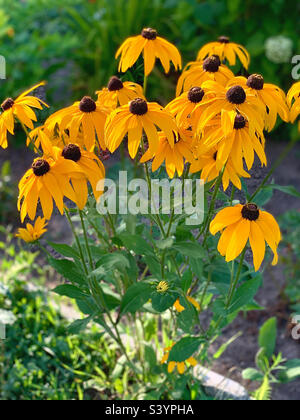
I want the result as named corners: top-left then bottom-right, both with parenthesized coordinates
top-left (143, 255), bottom-right (161, 278)
top-left (181, 270), bottom-right (193, 293)
top-left (95, 252), bottom-right (130, 273)
top-left (47, 242), bottom-right (79, 260)
top-left (190, 258), bottom-right (203, 279)
top-left (48, 257), bottom-right (86, 285)
top-left (258, 317), bottom-right (277, 359)
top-left (278, 359), bottom-right (300, 383)
top-left (156, 237), bottom-right (174, 250)
top-left (120, 282), bottom-right (152, 315)
top-left (168, 337), bottom-right (202, 363)
top-left (119, 233), bottom-right (154, 255)
top-left (151, 292), bottom-right (177, 313)
top-left (68, 316), bottom-right (92, 334)
top-left (262, 184), bottom-right (300, 198)
top-left (53, 285), bottom-right (88, 300)
top-left (144, 345), bottom-right (157, 370)
top-left (228, 275), bottom-right (262, 314)
top-left (242, 368), bottom-right (264, 382)
top-left (173, 241), bottom-right (205, 258)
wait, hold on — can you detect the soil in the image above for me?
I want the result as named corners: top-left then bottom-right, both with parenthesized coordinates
top-left (1, 138), bottom-right (299, 401)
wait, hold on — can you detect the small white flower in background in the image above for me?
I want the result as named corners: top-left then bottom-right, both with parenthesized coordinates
top-left (265, 36), bottom-right (293, 63)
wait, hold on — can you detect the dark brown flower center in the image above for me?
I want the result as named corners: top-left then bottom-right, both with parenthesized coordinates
top-left (213, 151), bottom-right (218, 161)
top-left (218, 36), bottom-right (230, 44)
top-left (234, 114), bottom-right (246, 129)
top-left (79, 96), bottom-right (97, 113)
top-left (242, 203), bottom-right (260, 221)
top-left (247, 74), bottom-right (264, 90)
top-left (107, 76), bottom-right (124, 92)
top-left (62, 144), bottom-right (82, 162)
top-left (1, 98), bottom-right (15, 111)
top-left (129, 98), bottom-right (148, 115)
top-left (203, 55), bottom-right (221, 73)
top-left (226, 86), bottom-right (246, 105)
top-left (32, 159), bottom-right (50, 177)
top-left (141, 28), bottom-right (157, 40)
top-left (188, 87), bottom-right (205, 103)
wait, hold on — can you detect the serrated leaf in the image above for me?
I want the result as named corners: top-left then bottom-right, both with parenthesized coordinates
top-left (168, 337), bottom-right (202, 362)
top-left (120, 282), bottom-right (152, 315)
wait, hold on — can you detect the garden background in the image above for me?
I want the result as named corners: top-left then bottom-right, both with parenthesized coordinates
top-left (0, 0), bottom-right (299, 400)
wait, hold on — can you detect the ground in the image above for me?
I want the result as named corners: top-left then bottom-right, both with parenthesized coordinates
top-left (1, 137), bottom-right (299, 400)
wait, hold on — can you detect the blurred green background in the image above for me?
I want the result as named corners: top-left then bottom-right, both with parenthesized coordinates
top-left (0, 0), bottom-right (298, 139)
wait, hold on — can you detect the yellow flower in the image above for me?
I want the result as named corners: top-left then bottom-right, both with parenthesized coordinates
top-left (141, 128), bottom-right (194, 179)
top-left (174, 293), bottom-right (200, 313)
top-left (176, 56), bottom-right (234, 96)
top-left (210, 204), bottom-right (281, 271)
top-left (18, 141), bottom-right (83, 222)
top-left (116, 28), bottom-right (182, 76)
top-left (96, 76), bottom-right (144, 110)
top-left (190, 146), bottom-right (250, 191)
top-left (41, 135), bottom-right (105, 210)
top-left (45, 96), bottom-right (109, 151)
top-left (198, 114), bottom-right (266, 173)
top-left (287, 81), bottom-right (300, 131)
top-left (197, 36), bottom-right (250, 69)
top-left (227, 74), bottom-right (290, 131)
top-left (196, 80), bottom-right (265, 137)
top-left (166, 86), bottom-right (208, 129)
top-left (157, 281), bottom-right (169, 293)
top-left (16, 217), bottom-right (48, 243)
top-left (0, 82), bottom-right (48, 149)
top-left (161, 343), bottom-right (197, 374)
top-left (105, 98), bottom-right (177, 158)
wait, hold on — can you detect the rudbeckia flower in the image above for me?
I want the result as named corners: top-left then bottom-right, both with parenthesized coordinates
top-left (210, 203), bottom-right (281, 271)
top-left (0, 82), bottom-right (48, 149)
top-left (16, 217), bottom-right (48, 243)
top-left (198, 114), bottom-right (266, 172)
top-left (161, 344), bottom-right (197, 374)
top-left (140, 128), bottom-right (194, 179)
top-left (197, 36), bottom-right (250, 69)
top-left (227, 74), bottom-right (289, 131)
top-left (105, 98), bottom-right (178, 158)
top-left (287, 81), bottom-right (300, 130)
top-left (189, 146), bottom-right (250, 191)
top-left (166, 86), bottom-right (208, 128)
top-left (45, 96), bottom-right (109, 151)
top-left (157, 281), bottom-right (170, 293)
top-left (116, 27), bottom-right (182, 76)
top-left (40, 133), bottom-right (106, 210)
top-left (176, 55), bottom-right (234, 96)
top-left (96, 76), bottom-right (144, 110)
top-left (18, 150), bottom-right (83, 222)
top-left (196, 80), bottom-right (265, 137)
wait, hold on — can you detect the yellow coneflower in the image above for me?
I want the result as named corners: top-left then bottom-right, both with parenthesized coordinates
top-left (174, 291), bottom-right (200, 313)
top-left (16, 217), bottom-right (48, 243)
top-left (210, 203), bottom-right (281, 271)
top-left (141, 128), bottom-right (194, 179)
top-left (161, 343), bottom-right (197, 374)
top-left (105, 98), bottom-right (178, 158)
top-left (116, 28), bottom-right (182, 76)
top-left (287, 81), bottom-right (300, 131)
top-left (166, 86), bottom-right (208, 128)
top-left (189, 146), bottom-right (250, 191)
top-left (96, 76), bottom-right (144, 110)
top-left (197, 36), bottom-right (250, 69)
top-left (18, 147), bottom-right (83, 222)
top-left (227, 74), bottom-right (289, 131)
top-left (0, 82), bottom-right (48, 149)
top-left (198, 114), bottom-right (266, 172)
top-left (196, 80), bottom-right (265, 137)
top-left (176, 56), bottom-right (234, 96)
top-left (40, 133), bottom-right (105, 210)
top-left (157, 281), bottom-right (169, 293)
top-left (45, 96), bottom-right (109, 151)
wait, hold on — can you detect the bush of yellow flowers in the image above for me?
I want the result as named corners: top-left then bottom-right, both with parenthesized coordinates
top-left (2, 28), bottom-right (300, 397)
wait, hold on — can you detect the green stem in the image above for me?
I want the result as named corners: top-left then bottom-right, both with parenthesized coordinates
top-left (65, 209), bottom-right (89, 275)
top-left (230, 185), bottom-right (236, 205)
top-left (249, 137), bottom-right (298, 202)
top-left (226, 248), bottom-right (247, 309)
top-left (143, 74), bottom-right (148, 97)
top-left (79, 210), bottom-right (94, 270)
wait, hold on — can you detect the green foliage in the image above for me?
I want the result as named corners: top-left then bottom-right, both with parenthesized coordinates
top-left (0, 162), bottom-right (18, 225)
